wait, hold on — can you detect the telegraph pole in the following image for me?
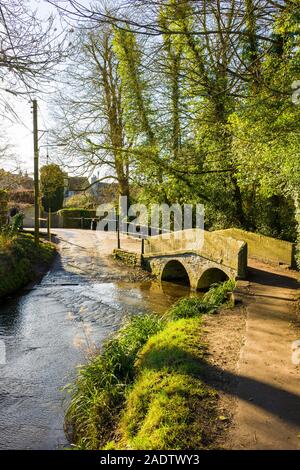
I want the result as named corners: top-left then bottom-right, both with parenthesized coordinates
top-left (32, 99), bottom-right (39, 246)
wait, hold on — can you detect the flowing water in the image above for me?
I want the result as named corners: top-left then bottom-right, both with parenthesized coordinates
top-left (0, 230), bottom-right (191, 449)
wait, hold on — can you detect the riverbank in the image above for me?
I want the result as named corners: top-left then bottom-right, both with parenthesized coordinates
top-left (0, 231), bottom-right (56, 298)
top-left (65, 279), bottom-right (236, 450)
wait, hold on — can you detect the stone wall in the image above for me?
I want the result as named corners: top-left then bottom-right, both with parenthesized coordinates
top-left (143, 253), bottom-right (237, 290)
top-left (22, 208), bottom-right (97, 230)
top-left (23, 205), bottom-right (35, 228)
top-left (214, 228), bottom-right (296, 267)
top-left (113, 249), bottom-right (142, 267)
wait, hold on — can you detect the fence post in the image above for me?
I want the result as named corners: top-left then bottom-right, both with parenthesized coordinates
top-left (117, 214), bottom-right (121, 249)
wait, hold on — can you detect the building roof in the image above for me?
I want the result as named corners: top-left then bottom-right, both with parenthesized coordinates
top-left (67, 176), bottom-right (90, 192)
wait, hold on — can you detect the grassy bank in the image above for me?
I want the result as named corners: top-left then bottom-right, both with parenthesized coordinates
top-left (66, 279), bottom-right (235, 450)
top-left (0, 232), bottom-right (55, 298)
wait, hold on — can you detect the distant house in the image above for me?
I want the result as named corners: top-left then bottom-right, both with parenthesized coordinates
top-left (0, 169), bottom-right (34, 191)
top-left (64, 176), bottom-right (90, 199)
top-left (0, 169), bottom-right (34, 209)
top-left (90, 176), bottom-right (118, 204)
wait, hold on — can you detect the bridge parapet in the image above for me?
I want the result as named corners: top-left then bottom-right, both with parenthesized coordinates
top-left (214, 228), bottom-right (296, 268)
top-left (144, 229), bottom-right (247, 279)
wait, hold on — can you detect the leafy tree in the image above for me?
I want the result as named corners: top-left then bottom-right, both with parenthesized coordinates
top-left (40, 164), bottom-right (65, 213)
top-left (50, 0), bottom-right (300, 244)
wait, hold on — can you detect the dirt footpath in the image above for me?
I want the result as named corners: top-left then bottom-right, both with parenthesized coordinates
top-left (211, 259), bottom-right (300, 450)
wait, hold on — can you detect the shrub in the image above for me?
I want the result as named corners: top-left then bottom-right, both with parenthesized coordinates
top-left (64, 193), bottom-right (96, 209)
top-left (0, 232), bottom-right (55, 298)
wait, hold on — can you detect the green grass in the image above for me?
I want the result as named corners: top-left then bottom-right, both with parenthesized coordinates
top-left (66, 279), bottom-right (236, 450)
top-left (108, 318), bottom-right (218, 450)
top-left (167, 279), bottom-right (236, 320)
top-left (115, 370), bottom-right (216, 450)
top-left (203, 278), bottom-right (236, 306)
top-left (65, 314), bottom-right (163, 449)
top-left (167, 296), bottom-right (213, 319)
top-left (0, 232), bottom-right (55, 298)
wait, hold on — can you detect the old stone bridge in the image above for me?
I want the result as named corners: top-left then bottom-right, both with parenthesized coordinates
top-left (142, 229), bottom-right (247, 291)
top-left (114, 228), bottom-right (295, 291)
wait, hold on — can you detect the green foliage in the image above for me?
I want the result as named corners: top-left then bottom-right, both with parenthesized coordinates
top-left (65, 314), bottom-right (163, 449)
top-left (113, 28), bottom-right (154, 142)
top-left (10, 212), bottom-right (24, 232)
top-left (54, 2), bottom-right (300, 244)
top-left (0, 232), bottom-right (55, 298)
top-left (64, 193), bottom-right (96, 209)
top-left (168, 296), bottom-right (213, 319)
top-left (203, 279), bottom-right (236, 307)
top-left (40, 164), bottom-right (65, 212)
top-left (168, 280), bottom-right (235, 320)
top-left (0, 212), bottom-right (24, 240)
top-left (117, 317), bottom-right (218, 450)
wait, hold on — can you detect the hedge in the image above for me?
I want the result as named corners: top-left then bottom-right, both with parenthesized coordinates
top-left (0, 189), bottom-right (8, 227)
top-left (58, 208), bottom-right (96, 229)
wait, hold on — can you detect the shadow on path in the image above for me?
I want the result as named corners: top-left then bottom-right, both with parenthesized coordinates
top-left (247, 267), bottom-right (299, 290)
top-left (144, 344), bottom-right (300, 429)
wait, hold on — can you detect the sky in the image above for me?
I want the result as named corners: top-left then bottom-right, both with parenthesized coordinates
top-left (2, 0), bottom-right (91, 177)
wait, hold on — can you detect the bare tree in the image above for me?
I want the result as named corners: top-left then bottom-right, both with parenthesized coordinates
top-left (0, 0), bottom-right (68, 98)
top-left (52, 24), bottom-right (131, 198)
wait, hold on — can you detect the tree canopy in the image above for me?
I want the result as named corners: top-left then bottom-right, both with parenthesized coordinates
top-left (48, 1), bottom-right (300, 261)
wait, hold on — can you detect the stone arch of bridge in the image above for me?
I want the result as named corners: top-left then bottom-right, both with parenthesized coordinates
top-left (197, 267), bottom-right (229, 291)
top-left (160, 259), bottom-right (191, 287)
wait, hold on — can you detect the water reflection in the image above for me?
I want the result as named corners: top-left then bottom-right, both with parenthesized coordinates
top-left (0, 296), bottom-right (24, 336)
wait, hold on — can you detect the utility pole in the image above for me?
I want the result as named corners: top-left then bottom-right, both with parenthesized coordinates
top-left (32, 99), bottom-right (39, 246)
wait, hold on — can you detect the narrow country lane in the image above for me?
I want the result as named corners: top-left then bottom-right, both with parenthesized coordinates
top-left (0, 229), bottom-right (187, 450)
